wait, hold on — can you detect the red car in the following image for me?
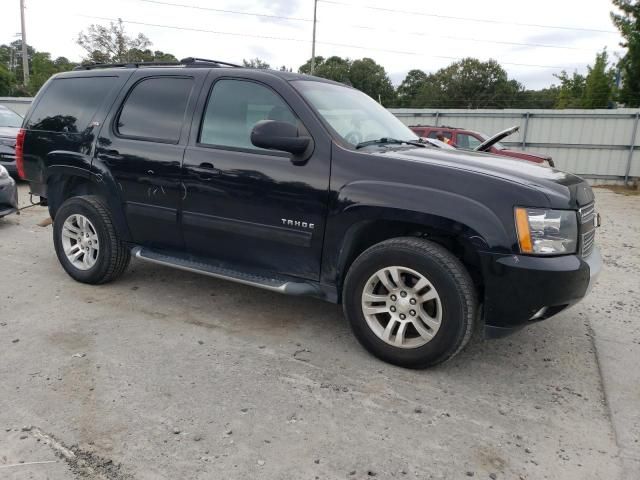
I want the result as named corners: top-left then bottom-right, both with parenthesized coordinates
top-left (410, 125), bottom-right (554, 167)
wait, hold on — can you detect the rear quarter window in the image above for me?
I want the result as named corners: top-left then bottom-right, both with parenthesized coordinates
top-left (27, 76), bottom-right (117, 133)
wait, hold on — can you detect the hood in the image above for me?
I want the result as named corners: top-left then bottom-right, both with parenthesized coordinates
top-left (374, 146), bottom-right (594, 208)
top-left (0, 126), bottom-right (19, 139)
top-left (475, 125), bottom-right (519, 152)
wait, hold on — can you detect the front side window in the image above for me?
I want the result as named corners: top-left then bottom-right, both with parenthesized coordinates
top-left (117, 77), bottom-right (193, 142)
top-left (427, 131), bottom-right (452, 140)
top-left (27, 76), bottom-right (117, 133)
top-left (200, 79), bottom-right (298, 150)
top-left (456, 133), bottom-right (483, 149)
top-left (292, 80), bottom-right (418, 147)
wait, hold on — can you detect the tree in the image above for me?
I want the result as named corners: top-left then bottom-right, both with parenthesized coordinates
top-left (349, 58), bottom-right (395, 105)
top-left (407, 58), bottom-right (522, 108)
top-left (554, 71), bottom-right (586, 108)
top-left (77, 19), bottom-right (152, 63)
top-left (243, 58), bottom-right (271, 69)
top-left (0, 65), bottom-right (16, 96)
top-left (611, 0), bottom-right (640, 106)
top-left (396, 69), bottom-right (429, 107)
top-left (515, 87), bottom-right (560, 109)
top-left (298, 56), bottom-right (394, 104)
top-left (28, 52), bottom-right (77, 95)
top-left (127, 49), bottom-right (178, 63)
top-left (583, 50), bottom-right (615, 108)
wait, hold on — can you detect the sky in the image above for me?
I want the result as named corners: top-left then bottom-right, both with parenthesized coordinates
top-left (0, 0), bottom-right (626, 89)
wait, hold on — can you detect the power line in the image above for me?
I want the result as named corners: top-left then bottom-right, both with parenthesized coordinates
top-left (319, 0), bottom-right (619, 35)
top-left (138, 0), bottom-right (312, 22)
top-left (133, 0), bottom-right (603, 52)
top-left (77, 15), bottom-right (573, 70)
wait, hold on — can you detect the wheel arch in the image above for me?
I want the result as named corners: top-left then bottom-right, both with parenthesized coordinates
top-left (322, 181), bottom-right (511, 301)
top-left (45, 165), bottom-right (131, 241)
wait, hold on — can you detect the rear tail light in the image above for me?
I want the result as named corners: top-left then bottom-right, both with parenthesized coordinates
top-left (15, 128), bottom-right (26, 179)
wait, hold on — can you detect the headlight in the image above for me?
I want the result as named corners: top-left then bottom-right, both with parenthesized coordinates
top-left (515, 207), bottom-right (578, 255)
top-left (0, 165), bottom-right (8, 179)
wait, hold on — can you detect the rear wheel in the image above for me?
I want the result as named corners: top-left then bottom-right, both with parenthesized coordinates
top-left (53, 196), bottom-right (130, 284)
top-left (343, 237), bottom-right (476, 368)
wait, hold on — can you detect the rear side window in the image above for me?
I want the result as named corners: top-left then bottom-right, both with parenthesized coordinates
top-left (116, 77), bottom-right (193, 143)
top-left (27, 76), bottom-right (116, 133)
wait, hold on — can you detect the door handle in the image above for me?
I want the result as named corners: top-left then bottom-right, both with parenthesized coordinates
top-left (196, 162), bottom-right (220, 180)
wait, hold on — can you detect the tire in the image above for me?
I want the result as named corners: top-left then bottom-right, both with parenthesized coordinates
top-left (343, 237), bottom-right (477, 368)
top-left (53, 195), bottom-right (130, 284)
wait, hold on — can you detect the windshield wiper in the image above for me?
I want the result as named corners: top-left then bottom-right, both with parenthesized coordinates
top-left (355, 137), bottom-right (425, 149)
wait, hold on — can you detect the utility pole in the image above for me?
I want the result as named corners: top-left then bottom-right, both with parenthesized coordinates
top-left (20, 0), bottom-right (29, 86)
top-left (310, 0), bottom-right (318, 75)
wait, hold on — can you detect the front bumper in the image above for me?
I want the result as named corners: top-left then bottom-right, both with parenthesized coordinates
top-left (481, 247), bottom-right (602, 338)
top-left (0, 175), bottom-right (18, 217)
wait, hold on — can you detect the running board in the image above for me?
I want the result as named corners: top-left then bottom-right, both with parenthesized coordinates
top-left (131, 247), bottom-right (320, 296)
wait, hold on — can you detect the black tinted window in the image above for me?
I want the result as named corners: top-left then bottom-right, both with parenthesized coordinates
top-left (117, 77), bottom-right (193, 142)
top-left (27, 76), bottom-right (116, 133)
top-left (200, 79), bottom-right (297, 150)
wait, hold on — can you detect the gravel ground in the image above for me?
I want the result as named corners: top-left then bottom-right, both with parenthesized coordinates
top-left (0, 183), bottom-right (638, 480)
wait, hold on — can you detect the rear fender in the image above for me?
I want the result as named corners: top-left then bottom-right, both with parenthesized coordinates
top-left (45, 157), bottom-right (131, 241)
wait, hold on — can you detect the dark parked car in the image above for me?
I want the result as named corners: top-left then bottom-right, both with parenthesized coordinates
top-left (410, 124), bottom-right (555, 167)
top-left (0, 165), bottom-right (18, 218)
top-left (18, 58), bottom-right (600, 368)
top-left (0, 105), bottom-right (23, 176)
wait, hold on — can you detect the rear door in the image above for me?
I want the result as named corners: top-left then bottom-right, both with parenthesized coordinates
top-left (95, 71), bottom-right (205, 249)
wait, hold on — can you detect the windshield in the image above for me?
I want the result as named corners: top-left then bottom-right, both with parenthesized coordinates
top-left (0, 106), bottom-right (23, 128)
top-left (292, 80), bottom-right (418, 147)
top-left (477, 131), bottom-right (506, 150)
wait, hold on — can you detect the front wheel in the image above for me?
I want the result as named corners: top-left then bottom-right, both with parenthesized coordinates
top-left (53, 195), bottom-right (130, 284)
top-left (343, 237), bottom-right (477, 368)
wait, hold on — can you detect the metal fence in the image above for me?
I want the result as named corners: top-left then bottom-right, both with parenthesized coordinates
top-left (0, 97), bottom-right (33, 116)
top-left (390, 108), bottom-right (640, 185)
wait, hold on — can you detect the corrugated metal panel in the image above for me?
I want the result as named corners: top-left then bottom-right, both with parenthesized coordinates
top-left (390, 108), bottom-right (640, 183)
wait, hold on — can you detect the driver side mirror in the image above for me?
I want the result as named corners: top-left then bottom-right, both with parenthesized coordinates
top-left (250, 120), bottom-right (311, 161)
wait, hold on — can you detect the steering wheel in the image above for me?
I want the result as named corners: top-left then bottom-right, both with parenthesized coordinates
top-left (344, 131), bottom-right (362, 146)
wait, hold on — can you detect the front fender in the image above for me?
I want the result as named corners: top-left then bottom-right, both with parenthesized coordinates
top-left (320, 180), bottom-right (513, 286)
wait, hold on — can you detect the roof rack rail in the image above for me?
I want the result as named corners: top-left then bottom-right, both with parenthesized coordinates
top-left (180, 57), bottom-right (241, 68)
top-left (73, 57), bottom-right (242, 71)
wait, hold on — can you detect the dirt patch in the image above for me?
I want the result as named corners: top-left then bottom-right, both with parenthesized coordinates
top-left (30, 427), bottom-right (133, 480)
top-left (593, 184), bottom-right (640, 196)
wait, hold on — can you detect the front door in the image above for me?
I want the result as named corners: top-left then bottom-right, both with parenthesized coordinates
top-left (181, 76), bottom-right (330, 281)
top-left (95, 73), bottom-right (199, 249)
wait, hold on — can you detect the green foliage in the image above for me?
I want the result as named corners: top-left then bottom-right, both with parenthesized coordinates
top-left (298, 56), bottom-right (395, 105)
top-left (396, 69), bottom-right (429, 107)
top-left (554, 50), bottom-right (615, 108)
top-left (243, 58), bottom-right (271, 69)
top-left (583, 50), bottom-right (616, 108)
top-left (29, 52), bottom-right (78, 95)
top-left (0, 64), bottom-right (16, 96)
top-left (395, 58), bottom-right (522, 108)
top-left (349, 58), bottom-right (395, 105)
top-left (611, 0), bottom-right (640, 106)
top-left (77, 18), bottom-right (152, 64)
top-left (554, 71), bottom-right (586, 108)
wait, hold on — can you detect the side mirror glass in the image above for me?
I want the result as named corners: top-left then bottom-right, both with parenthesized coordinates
top-left (250, 120), bottom-right (311, 157)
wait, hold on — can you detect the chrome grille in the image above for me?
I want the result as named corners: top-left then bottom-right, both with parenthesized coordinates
top-left (578, 202), bottom-right (596, 258)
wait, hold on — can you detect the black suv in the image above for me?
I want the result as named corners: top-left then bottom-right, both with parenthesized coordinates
top-left (18, 58), bottom-right (601, 368)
